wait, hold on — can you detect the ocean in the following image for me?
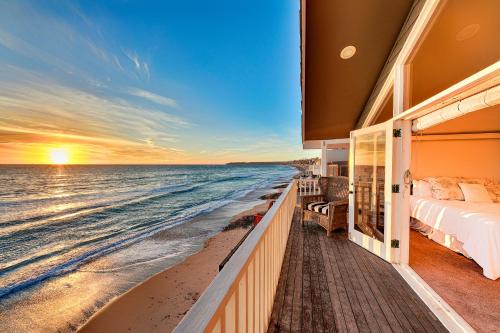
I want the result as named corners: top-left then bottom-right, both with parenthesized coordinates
top-left (0, 164), bottom-right (296, 332)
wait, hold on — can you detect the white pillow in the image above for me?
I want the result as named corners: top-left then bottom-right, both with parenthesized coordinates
top-left (458, 183), bottom-right (493, 203)
top-left (412, 180), bottom-right (420, 196)
top-left (419, 180), bottom-right (432, 198)
top-left (413, 180), bottom-right (432, 197)
top-left (425, 177), bottom-right (465, 201)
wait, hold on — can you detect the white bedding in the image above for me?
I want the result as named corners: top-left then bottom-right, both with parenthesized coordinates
top-left (410, 196), bottom-right (500, 280)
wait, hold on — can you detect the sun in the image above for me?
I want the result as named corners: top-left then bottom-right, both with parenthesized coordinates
top-left (48, 148), bottom-right (70, 164)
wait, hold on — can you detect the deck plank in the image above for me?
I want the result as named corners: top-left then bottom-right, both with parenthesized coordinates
top-left (290, 221), bottom-right (304, 332)
top-left (301, 221), bottom-right (313, 333)
top-left (267, 210), bottom-right (448, 333)
top-left (360, 245), bottom-right (447, 333)
top-left (323, 233), bottom-right (360, 333)
top-left (370, 252), bottom-right (449, 333)
top-left (307, 224), bottom-right (326, 332)
top-left (349, 243), bottom-right (405, 332)
top-left (336, 237), bottom-right (381, 333)
top-left (352, 243), bottom-right (418, 332)
top-left (327, 233), bottom-right (371, 333)
top-left (278, 213), bottom-right (300, 332)
top-left (311, 230), bottom-right (336, 333)
top-left (338, 238), bottom-right (391, 333)
top-left (354, 244), bottom-right (425, 332)
top-left (319, 234), bottom-right (348, 333)
top-left (268, 210), bottom-right (296, 333)
top-left (307, 223), bottom-right (325, 332)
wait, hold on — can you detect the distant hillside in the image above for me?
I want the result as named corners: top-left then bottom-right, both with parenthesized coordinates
top-left (226, 161), bottom-right (285, 165)
top-left (227, 158), bottom-right (319, 172)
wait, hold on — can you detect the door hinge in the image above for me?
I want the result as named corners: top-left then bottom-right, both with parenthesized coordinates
top-left (393, 128), bottom-right (402, 137)
top-left (391, 239), bottom-right (400, 248)
top-left (392, 184), bottom-right (400, 193)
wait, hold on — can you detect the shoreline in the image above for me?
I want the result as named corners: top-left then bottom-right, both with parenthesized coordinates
top-left (0, 166), bottom-right (297, 333)
top-left (78, 195), bottom-right (278, 332)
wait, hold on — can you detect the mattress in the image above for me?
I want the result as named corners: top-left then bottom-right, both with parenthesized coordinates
top-left (410, 196), bottom-right (500, 280)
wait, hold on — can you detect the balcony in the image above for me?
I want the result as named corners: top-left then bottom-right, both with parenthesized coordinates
top-left (174, 180), bottom-right (446, 332)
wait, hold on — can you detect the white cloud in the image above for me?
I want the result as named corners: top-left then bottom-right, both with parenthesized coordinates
top-left (113, 55), bottom-right (124, 71)
top-left (0, 28), bottom-right (81, 78)
top-left (124, 50), bottom-right (150, 80)
top-left (143, 62), bottom-right (150, 80)
top-left (127, 88), bottom-right (178, 108)
top-left (0, 67), bottom-right (188, 148)
top-left (125, 51), bottom-right (141, 70)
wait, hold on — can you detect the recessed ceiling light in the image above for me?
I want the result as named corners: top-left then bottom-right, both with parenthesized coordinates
top-left (456, 24), bottom-right (480, 41)
top-left (340, 45), bottom-right (356, 59)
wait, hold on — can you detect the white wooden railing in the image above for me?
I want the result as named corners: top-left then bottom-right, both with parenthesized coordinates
top-left (308, 165), bottom-right (321, 176)
top-left (298, 177), bottom-right (320, 195)
top-left (174, 180), bottom-right (298, 333)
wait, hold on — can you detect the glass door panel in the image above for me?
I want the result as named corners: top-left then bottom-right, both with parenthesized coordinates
top-left (348, 121), bottom-right (393, 262)
top-left (353, 130), bottom-right (386, 242)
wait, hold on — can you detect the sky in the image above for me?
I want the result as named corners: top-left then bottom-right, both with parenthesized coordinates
top-left (0, 0), bottom-right (318, 164)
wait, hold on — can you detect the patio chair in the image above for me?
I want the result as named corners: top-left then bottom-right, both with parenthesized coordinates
top-left (300, 176), bottom-right (349, 236)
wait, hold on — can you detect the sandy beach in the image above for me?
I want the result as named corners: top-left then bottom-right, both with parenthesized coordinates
top-left (78, 200), bottom-right (272, 332)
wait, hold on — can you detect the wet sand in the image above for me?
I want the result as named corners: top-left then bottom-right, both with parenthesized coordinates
top-left (78, 201), bottom-right (271, 333)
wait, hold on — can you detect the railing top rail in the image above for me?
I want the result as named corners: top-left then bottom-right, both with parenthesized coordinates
top-left (173, 179), bottom-right (297, 332)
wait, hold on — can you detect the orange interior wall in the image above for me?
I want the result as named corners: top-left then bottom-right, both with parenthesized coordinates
top-left (410, 138), bottom-right (500, 179)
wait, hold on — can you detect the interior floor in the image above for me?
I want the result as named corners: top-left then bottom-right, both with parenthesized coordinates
top-left (409, 230), bottom-right (500, 333)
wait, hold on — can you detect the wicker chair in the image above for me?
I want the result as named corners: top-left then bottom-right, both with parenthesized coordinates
top-left (300, 176), bottom-right (349, 236)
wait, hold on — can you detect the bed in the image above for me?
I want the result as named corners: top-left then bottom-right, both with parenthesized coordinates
top-left (410, 196), bottom-right (500, 280)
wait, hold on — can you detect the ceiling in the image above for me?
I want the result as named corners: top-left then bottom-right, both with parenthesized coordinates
top-left (410, 0), bottom-right (500, 107)
top-left (301, 0), bottom-right (414, 142)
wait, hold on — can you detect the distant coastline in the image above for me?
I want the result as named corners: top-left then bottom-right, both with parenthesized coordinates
top-left (226, 158), bottom-right (318, 173)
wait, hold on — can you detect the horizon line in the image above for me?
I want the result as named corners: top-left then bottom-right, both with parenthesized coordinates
top-left (0, 162), bottom-right (297, 166)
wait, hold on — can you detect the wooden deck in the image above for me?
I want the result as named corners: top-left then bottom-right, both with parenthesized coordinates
top-left (268, 211), bottom-right (448, 333)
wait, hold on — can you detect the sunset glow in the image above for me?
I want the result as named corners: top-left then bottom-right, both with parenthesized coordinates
top-left (48, 148), bottom-right (70, 164)
top-left (0, 1), bottom-right (317, 165)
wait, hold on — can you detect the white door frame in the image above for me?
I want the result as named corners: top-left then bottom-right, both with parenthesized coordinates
top-left (348, 120), bottom-right (394, 262)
